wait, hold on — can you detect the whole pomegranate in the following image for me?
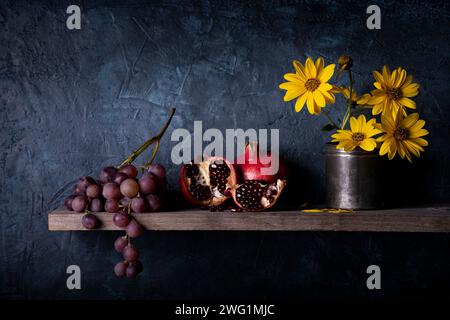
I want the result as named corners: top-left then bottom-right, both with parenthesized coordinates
top-left (236, 141), bottom-right (288, 184)
top-left (179, 157), bottom-right (237, 208)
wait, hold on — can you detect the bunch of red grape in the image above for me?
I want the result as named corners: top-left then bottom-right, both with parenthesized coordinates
top-left (64, 163), bottom-right (167, 278)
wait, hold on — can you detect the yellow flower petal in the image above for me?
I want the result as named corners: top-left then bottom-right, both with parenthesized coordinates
top-left (410, 119), bottom-right (426, 131)
top-left (409, 129), bottom-right (428, 139)
top-left (283, 73), bottom-right (301, 82)
top-left (321, 90), bottom-right (335, 104)
top-left (399, 97), bottom-right (416, 109)
top-left (295, 93), bottom-right (308, 112)
top-left (401, 113), bottom-right (419, 128)
top-left (315, 57), bottom-right (324, 74)
top-left (388, 141), bottom-right (397, 160)
top-left (358, 115), bottom-right (366, 130)
top-left (350, 116), bottom-right (360, 132)
top-left (360, 139), bottom-right (377, 151)
top-left (373, 70), bottom-right (384, 83)
top-left (379, 137), bottom-right (392, 156)
top-left (318, 82), bottom-right (332, 91)
top-left (402, 83), bottom-right (419, 97)
top-left (382, 65), bottom-right (391, 80)
top-left (412, 137), bottom-right (429, 146)
top-left (394, 69), bottom-right (407, 87)
top-left (374, 82), bottom-right (383, 90)
top-left (279, 82), bottom-right (306, 101)
top-left (318, 64), bottom-right (335, 83)
top-left (293, 60), bottom-right (307, 79)
top-left (404, 141), bottom-right (421, 157)
top-left (313, 90), bottom-right (326, 108)
top-left (306, 91), bottom-right (316, 114)
top-left (305, 57), bottom-right (316, 78)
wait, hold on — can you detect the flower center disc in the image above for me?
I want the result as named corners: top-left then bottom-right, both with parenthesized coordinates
top-left (394, 127), bottom-right (409, 141)
top-left (387, 88), bottom-right (402, 101)
top-left (352, 132), bottom-right (365, 142)
top-left (305, 78), bottom-right (320, 92)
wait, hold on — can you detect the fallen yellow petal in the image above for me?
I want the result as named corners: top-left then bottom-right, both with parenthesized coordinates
top-left (302, 208), bottom-right (353, 213)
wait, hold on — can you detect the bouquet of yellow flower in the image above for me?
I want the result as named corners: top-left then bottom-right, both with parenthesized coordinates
top-left (279, 56), bottom-right (429, 162)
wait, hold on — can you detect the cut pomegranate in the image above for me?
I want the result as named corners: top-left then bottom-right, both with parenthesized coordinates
top-left (231, 179), bottom-right (286, 211)
top-left (236, 141), bottom-right (288, 184)
top-left (179, 157), bottom-right (237, 208)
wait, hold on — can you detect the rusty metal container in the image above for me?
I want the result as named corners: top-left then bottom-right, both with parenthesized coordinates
top-left (325, 144), bottom-right (384, 209)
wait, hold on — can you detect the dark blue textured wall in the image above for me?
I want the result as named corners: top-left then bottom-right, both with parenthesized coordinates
top-left (1, 0), bottom-right (450, 299)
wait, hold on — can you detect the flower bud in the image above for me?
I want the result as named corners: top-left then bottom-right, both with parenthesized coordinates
top-left (338, 55), bottom-right (353, 70)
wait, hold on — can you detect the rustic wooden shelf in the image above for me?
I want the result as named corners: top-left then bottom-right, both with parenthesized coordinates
top-left (48, 206), bottom-right (450, 232)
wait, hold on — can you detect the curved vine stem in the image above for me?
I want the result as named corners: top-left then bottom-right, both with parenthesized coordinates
top-left (341, 70), bottom-right (353, 130)
top-left (145, 140), bottom-right (160, 168)
top-left (118, 108), bottom-right (176, 168)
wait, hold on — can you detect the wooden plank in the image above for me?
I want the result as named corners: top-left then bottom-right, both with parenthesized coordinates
top-left (48, 206), bottom-right (450, 232)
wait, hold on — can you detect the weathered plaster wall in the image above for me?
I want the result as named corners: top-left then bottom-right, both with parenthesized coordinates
top-left (1, 0), bottom-right (450, 299)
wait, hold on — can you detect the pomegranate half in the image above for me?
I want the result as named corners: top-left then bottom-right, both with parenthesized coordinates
top-left (231, 179), bottom-right (286, 211)
top-left (179, 157), bottom-right (237, 208)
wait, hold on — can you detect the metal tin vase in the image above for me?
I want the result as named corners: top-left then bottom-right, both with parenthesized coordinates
top-left (325, 144), bottom-right (384, 210)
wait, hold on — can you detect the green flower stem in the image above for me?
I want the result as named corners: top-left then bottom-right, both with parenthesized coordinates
top-left (118, 108), bottom-right (176, 168)
top-left (322, 109), bottom-right (339, 129)
top-left (341, 70), bottom-right (353, 129)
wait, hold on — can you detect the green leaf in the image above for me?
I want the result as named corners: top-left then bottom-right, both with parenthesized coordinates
top-left (321, 123), bottom-right (337, 131)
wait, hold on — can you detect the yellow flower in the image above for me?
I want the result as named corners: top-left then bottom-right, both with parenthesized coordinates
top-left (377, 111), bottom-right (429, 162)
top-left (337, 87), bottom-right (372, 106)
top-left (331, 115), bottom-right (381, 152)
top-left (279, 57), bottom-right (336, 115)
top-left (368, 66), bottom-right (419, 118)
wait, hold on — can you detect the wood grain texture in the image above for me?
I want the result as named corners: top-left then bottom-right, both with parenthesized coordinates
top-left (48, 206), bottom-right (450, 232)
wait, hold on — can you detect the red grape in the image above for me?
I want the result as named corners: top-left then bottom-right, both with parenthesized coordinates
top-left (114, 261), bottom-right (128, 278)
top-left (120, 179), bottom-right (139, 198)
top-left (103, 182), bottom-right (121, 199)
top-left (72, 195), bottom-right (88, 212)
top-left (89, 198), bottom-right (103, 212)
top-left (114, 236), bottom-right (128, 253)
top-left (82, 213), bottom-right (100, 229)
top-left (86, 184), bottom-right (101, 198)
top-left (73, 186), bottom-right (86, 196)
top-left (146, 194), bottom-right (161, 212)
top-left (113, 211), bottom-right (131, 228)
top-left (119, 164), bottom-right (138, 178)
top-left (113, 172), bottom-right (128, 185)
top-left (77, 176), bottom-right (96, 192)
top-left (131, 260), bottom-right (143, 274)
top-left (105, 199), bottom-right (120, 213)
top-left (64, 195), bottom-right (76, 211)
top-left (138, 174), bottom-right (157, 194)
top-left (131, 197), bottom-right (147, 213)
top-left (147, 164), bottom-right (166, 181)
top-left (123, 245), bottom-right (139, 261)
top-left (126, 220), bottom-right (143, 238)
top-left (100, 166), bottom-right (117, 184)
top-left (126, 264), bottom-right (139, 278)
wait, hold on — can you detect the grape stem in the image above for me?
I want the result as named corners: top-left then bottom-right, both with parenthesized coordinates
top-left (118, 108), bottom-right (176, 168)
top-left (126, 203), bottom-right (132, 245)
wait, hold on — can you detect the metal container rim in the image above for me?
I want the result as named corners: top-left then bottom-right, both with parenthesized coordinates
top-left (325, 143), bottom-right (379, 157)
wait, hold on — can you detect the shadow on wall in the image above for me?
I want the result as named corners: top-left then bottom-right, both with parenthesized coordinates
top-left (383, 157), bottom-right (435, 208)
top-left (276, 160), bottom-right (319, 209)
